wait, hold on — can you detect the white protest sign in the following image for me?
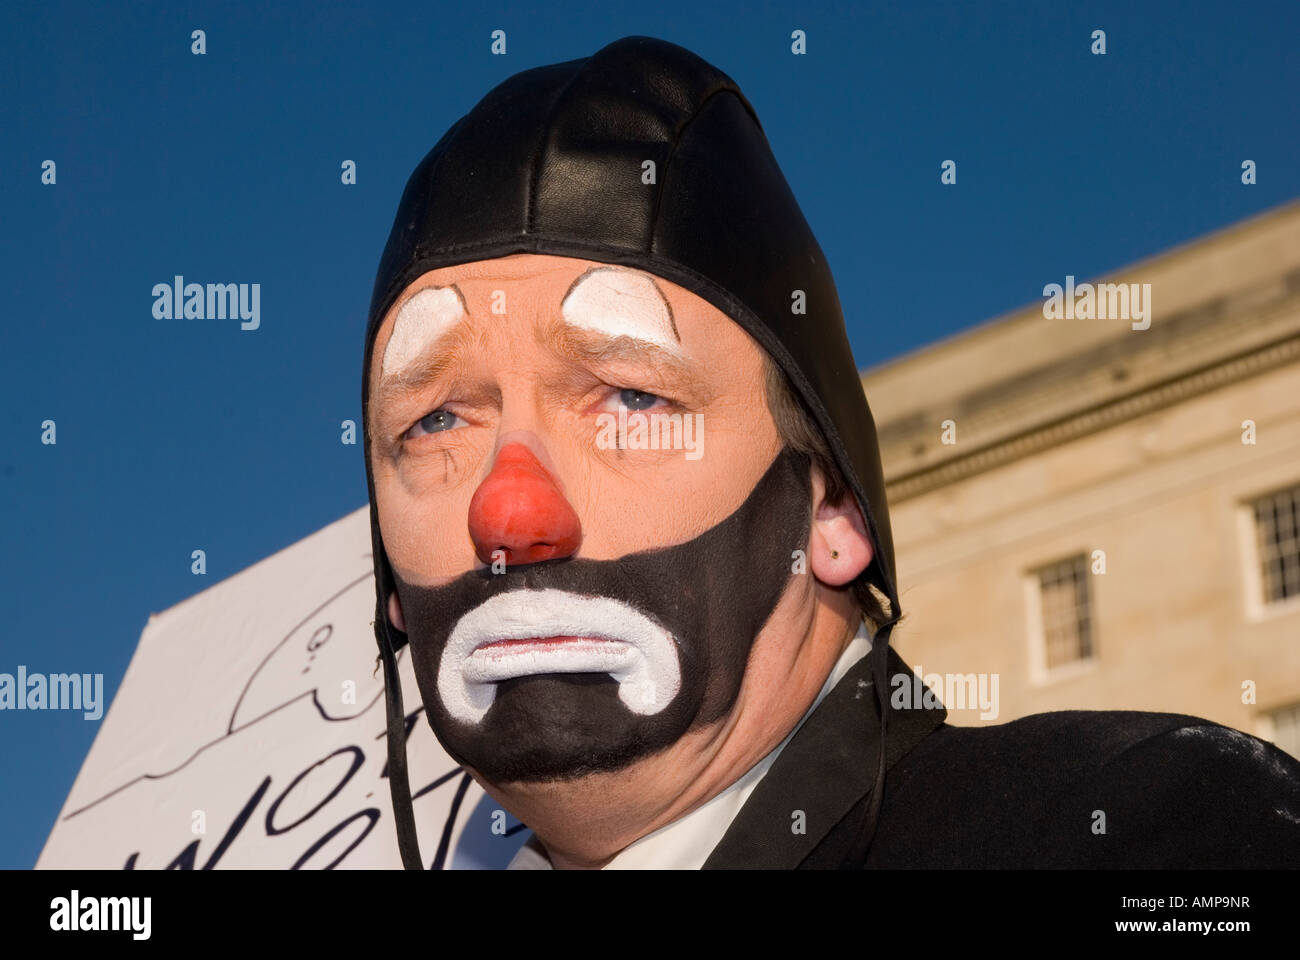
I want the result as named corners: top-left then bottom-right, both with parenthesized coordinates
top-left (38, 507), bottom-right (528, 869)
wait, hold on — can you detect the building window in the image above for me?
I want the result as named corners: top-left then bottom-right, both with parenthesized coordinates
top-left (1266, 702), bottom-right (1300, 761)
top-left (1034, 554), bottom-right (1094, 670)
top-left (1251, 484), bottom-right (1300, 605)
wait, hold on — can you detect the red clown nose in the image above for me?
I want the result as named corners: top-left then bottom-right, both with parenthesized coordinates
top-left (467, 442), bottom-right (583, 566)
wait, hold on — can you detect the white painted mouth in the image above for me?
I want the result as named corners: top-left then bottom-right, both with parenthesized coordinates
top-left (437, 589), bottom-right (682, 725)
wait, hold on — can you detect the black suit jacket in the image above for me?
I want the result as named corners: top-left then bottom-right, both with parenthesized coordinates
top-left (702, 646), bottom-right (1300, 868)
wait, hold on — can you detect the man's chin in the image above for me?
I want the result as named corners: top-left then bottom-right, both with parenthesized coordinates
top-left (426, 672), bottom-right (693, 783)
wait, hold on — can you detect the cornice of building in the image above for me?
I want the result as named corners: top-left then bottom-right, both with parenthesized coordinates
top-left (863, 200), bottom-right (1300, 501)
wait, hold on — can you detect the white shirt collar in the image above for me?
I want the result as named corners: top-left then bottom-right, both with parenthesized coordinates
top-left (507, 620), bottom-right (874, 870)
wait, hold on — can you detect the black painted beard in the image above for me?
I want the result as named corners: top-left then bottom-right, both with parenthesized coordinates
top-left (390, 446), bottom-right (812, 784)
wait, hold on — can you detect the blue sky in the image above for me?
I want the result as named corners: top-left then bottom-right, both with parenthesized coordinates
top-left (1, 0), bottom-right (1296, 868)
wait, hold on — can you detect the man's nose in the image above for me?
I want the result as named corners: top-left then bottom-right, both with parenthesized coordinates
top-left (467, 442), bottom-right (582, 566)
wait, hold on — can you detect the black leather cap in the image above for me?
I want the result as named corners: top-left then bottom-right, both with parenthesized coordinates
top-left (361, 35), bottom-right (900, 869)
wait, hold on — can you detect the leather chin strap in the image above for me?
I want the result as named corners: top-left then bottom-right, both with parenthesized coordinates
top-left (839, 616), bottom-right (897, 869)
top-left (379, 614), bottom-right (426, 870)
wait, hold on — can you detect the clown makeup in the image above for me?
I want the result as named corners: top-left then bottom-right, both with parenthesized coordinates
top-left (381, 285), bottom-right (468, 379)
top-left (559, 267), bottom-right (681, 353)
top-left (393, 446), bottom-right (812, 782)
top-left (367, 254), bottom-right (808, 786)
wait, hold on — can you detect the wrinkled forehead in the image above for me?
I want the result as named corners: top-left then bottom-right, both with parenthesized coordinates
top-left (364, 255), bottom-right (779, 413)
top-left (370, 256), bottom-right (686, 383)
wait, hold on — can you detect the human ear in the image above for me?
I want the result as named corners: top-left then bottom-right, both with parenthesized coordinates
top-left (807, 466), bottom-right (873, 587)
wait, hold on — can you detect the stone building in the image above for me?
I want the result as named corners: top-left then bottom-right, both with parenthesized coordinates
top-left (869, 200), bottom-right (1300, 757)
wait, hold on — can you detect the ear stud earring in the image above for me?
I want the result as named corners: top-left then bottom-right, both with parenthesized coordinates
top-left (831, 550), bottom-right (839, 560)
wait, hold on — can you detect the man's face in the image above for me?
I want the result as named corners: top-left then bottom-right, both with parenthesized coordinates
top-left (367, 253), bottom-right (805, 784)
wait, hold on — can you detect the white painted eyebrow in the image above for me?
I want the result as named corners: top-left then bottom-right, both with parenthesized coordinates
top-left (560, 268), bottom-right (679, 353)
top-left (381, 285), bottom-right (468, 377)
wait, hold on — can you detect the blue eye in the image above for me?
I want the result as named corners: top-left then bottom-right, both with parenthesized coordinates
top-left (619, 388), bottom-right (662, 411)
top-left (410, 408), bottom-right (464, 438)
